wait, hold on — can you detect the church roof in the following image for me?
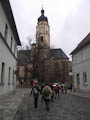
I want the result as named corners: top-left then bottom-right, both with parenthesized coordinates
top-left (17, 50), bottom-right (31, 66)
top-left (70, 33), bottom-right (90, 55)
top-left (50, 49), bottom-right (69, 59)
top-left (38, 9), bottom-right (48, 22)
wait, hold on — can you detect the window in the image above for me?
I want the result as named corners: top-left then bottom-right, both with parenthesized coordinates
top-left (1, 62), bottom-right (5, 85)
top-left (11, 36), bottom-right (13, 49)
top-left (12, 70), bottom-right (15, 85)
top-left (76, 73), bottom-right (80, 88)
top-left (81, 53), bottom-right (83, 60)
top-left (54, 62), bottom-right (60, 80)
top-left (40, 27), bottom-right (44, 31)
top-left (46, 31), bottom-right (48, 34)
top-left (14, 44), bottom-right (17, 54)
top-left (81, 52), bottom-right (86, 61)
top-left (76, 74), bottom-right (80, 84)
top-left (62, 61), bottom-right (66, 73)
top-left (40, 36), bottom-right (43, 42)
top-left (75, 55), bottom-right (77, 63)
top-left (4, 24), bottom-right (8, 40)
top-left (83, 72), bottom-right (87, 85)
top-left (8, 67), bottom-right (11, 85)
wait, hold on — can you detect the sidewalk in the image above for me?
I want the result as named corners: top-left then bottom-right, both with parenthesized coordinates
top-left (68, 90), bottom-right (90, 99)
top-left (0, 88), bottom-right (30, 120)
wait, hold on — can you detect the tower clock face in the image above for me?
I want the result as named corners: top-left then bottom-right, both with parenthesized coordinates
top-left (40, 27), bottom-right (44, 31)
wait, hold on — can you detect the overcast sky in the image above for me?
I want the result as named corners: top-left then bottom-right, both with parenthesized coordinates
top-left (10, 0), bottom-right (90, 59)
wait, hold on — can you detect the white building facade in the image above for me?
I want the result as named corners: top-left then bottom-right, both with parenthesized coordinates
top-left (71, 33), bottom-right (90, 92)
top-left (0, 0), bottom-right (21, 95)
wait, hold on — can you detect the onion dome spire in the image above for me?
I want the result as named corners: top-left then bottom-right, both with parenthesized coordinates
top-left (38, 7), bottom-right (48, 22)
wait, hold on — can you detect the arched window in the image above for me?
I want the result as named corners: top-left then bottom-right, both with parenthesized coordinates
top-left (54, 62), bottom-right (60, 81)
top-left (40, 36), bottom-right (43, 42)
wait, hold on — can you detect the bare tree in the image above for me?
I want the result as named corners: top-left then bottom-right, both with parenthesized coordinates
top-left (31, 42), bottom-right (50, 83)
top-left (27, 36), bottom-right (32, 50)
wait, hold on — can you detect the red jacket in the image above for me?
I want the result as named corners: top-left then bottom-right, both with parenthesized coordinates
top-left (55, 85), bottom-right (60, 92)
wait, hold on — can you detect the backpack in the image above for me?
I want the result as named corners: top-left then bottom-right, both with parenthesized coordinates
top-left (33, 87), bottom-right (39, 98)
top-left (33, 88), bottom-right (38, 94)
top-left (43, 87), bottom-right (51, 97)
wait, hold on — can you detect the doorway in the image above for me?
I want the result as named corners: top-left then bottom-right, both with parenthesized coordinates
top-left (76, 73), bottom-right (80, 89)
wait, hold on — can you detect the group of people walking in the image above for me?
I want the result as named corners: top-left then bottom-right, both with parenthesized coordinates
top-left (30, 82), bottom-right (69, 111)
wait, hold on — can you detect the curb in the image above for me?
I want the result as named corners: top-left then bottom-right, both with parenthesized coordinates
top-left (68, 92), bottom-right (90, 99)
top-left (11, 93), bottom-right (25, 120)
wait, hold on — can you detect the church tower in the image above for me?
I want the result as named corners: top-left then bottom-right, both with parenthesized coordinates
top-left (36, 8), bottom-right (50, 48)
top-left (35, 8), bottom-right (50, 82)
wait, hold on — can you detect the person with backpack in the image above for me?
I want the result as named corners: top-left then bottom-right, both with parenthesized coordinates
top-left (40, 84), bottom-right (45, 104)
top-left (50, 84), bottom-right (54, 102)
top-left (61, 84), bottom-right (64, 94)
top-left (42, 83), bottom-right (52, 111)
top-left (30, 84), bottom-right (39, 109)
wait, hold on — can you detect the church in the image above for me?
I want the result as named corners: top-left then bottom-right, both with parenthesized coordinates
top-left (17, 8), bottom-right (72, 87)
top-left (31, 8), bottom-right (72, 85)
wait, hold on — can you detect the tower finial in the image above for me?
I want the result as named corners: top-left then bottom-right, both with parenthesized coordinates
top-left (41, 5), bottom-right (44, 15)
top-left (42, 5), bottom-right (43, 10)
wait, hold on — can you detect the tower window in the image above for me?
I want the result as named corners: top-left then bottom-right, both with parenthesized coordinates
top-left (40, 27), bottom-right (44, 31)
top-left (40, 36), bottom-right (43, 42)
top-left (46, 31), bottom-right (48, 34)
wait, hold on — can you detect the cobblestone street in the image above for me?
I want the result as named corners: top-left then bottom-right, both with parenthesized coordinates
top-left (14, 93), bottom-right (90, 120)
